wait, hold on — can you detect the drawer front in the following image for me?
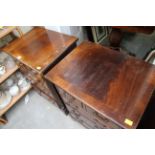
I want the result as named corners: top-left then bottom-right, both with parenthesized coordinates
top-left (67, 105), bottom-right (110, 129)
top-left (69, 110), bottom-right (97, 129)
top-left (18, 62), bottom-right (54, 100)
top-left (18, 62), bottom-right (40, 83)
top-left (84, 104), bottom-right (121, 129)
top-left (34, 78), bottom-right (54, 99)
top-left (57, 86), bottom-right (121, 129)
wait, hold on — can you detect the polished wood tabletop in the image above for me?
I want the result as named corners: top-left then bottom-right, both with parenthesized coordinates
top-left (3, 27), bottom-right (78, 73)
top-left (45, 41), bottom-right (155, 128)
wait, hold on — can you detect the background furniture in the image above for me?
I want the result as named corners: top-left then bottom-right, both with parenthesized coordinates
top-left (86, 26), bottom-right (109, 44)
top-left (3, 27), bottom-right (78, 115)
top-left (109, 26), bottom-right (155, 48)
top-left (0, 26), bottom-right (31, 125)
top-left (45, 41), bottom-right (155, 129)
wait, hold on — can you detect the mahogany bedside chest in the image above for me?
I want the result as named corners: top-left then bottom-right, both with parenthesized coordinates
top-left (3, 27), bottom-right (78, 114)
top-left (45, 41), bottom-right (155, 128)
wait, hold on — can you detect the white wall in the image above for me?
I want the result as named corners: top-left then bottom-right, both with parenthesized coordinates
top-left (45, 26), bottom-right (61, 32)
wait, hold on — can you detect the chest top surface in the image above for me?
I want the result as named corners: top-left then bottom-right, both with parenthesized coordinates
top-left (45, 41), bottom-right (155, 128)
top-left (3, 27), bottom-right (78, 73)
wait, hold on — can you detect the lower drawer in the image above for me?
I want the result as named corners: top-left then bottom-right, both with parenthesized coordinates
top-left (56, 86), bottom-right (121, 129)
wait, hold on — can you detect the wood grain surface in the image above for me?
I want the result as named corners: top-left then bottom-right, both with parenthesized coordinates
top-left (3, 27), bottom-right (78, 73)
top-left (45, 41), bottom-right (155, 128)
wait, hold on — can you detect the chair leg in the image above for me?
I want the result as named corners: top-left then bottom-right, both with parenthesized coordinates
top-left (0, 115), bottom-right (8, 125)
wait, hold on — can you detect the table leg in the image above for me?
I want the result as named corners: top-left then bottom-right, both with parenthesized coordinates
top-left (45, 79), bottom-right (69, 115)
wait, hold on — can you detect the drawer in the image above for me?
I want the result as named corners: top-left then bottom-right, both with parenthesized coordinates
top-left (69, 108), bottom-right (109, 129)
top-left (18, 62), bottom-right (40, 84)
top-left (35, 79), bottom-right (54, 99)
top-left (57, 86), bottom-right (121, 129)
top-left (18, 62), bottom-right (55, 101)
top-left (85, 106), bottom-right (121, 129)
top-left (69, 110), bottom-right (96, 129)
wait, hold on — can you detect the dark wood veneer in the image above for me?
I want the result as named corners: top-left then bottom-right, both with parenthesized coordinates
top-left (3, 27), bottom-right (78, 74)
top-left (45, 41), bottom-right (155, 128)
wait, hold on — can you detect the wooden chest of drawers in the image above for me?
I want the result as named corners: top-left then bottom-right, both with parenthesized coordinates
top-left (45, 41), bottom-right (155, 129)
top-left (3, 27), bottom-right (78, 114)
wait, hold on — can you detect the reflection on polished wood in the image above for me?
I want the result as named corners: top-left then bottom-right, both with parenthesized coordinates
top-left (45, 41), bottom-right (155, 128)
top-left (3, 27), bottom-right (78, 73)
